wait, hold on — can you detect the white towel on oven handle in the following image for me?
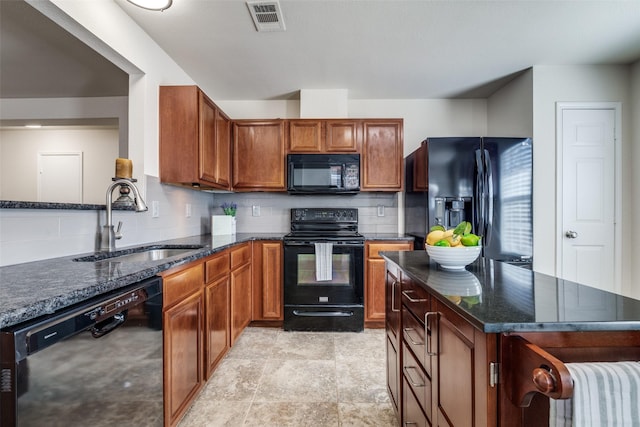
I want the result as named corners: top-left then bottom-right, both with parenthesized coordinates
top-left (315, 242), bottom-right (333, 281)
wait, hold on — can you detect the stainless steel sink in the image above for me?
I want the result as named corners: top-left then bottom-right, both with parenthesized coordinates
top-left (73, 245), bottom-right (205, 263)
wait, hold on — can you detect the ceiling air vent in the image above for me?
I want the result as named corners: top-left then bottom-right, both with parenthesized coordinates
top-left (246, 1), bottom-right (286, 32)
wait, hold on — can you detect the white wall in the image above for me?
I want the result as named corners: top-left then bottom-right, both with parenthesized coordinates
top-left (630, 59), bottom-right (640, 298)
top-left (487, 69), bottom-right (533, 137)
top-left (531, 65), bottom-right (634, 294)
top-left (0, 127), bottom-right (118, 204)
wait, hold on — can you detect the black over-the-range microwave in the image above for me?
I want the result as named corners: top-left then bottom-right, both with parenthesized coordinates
top-left (287, 153), bottom-right (360, 194)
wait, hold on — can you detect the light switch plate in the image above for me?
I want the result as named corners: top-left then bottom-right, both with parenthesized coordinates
top-left (252, 205), bottom-right (261, 217)
top-left (377, 205), bottom-right (385, 217)
top-left (152, 201), bottom-right (160, 218)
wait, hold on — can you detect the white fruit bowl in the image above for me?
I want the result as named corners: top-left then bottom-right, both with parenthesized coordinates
top-left (425, 245), bottom-right (481, 270)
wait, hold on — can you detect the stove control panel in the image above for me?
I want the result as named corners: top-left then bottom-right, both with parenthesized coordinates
top-left (291, 208), bottom-right (358, 223)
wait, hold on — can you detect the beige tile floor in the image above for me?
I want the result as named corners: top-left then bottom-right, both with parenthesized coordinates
top-left (179, 327), bottom-right (399, 427)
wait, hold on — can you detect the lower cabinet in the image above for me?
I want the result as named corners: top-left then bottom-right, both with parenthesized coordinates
top-left (385, 263), bottom-right (402, 417)
top-left (230, 242), bottom-right (252, 345)
top-left (162, 263), bottom-right (205, 427)
top-left (365, 241), bottom-right (412, 327)
top-left (387, 261), bottom-right (497, 427)
top-left (204, 250), bottom-right (230, 378)
top-left (252, 240), bottom-right (283, 321)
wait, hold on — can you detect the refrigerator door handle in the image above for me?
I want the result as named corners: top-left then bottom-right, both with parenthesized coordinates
top-left (474, 149), bottom-right (484, 237)
top-left (484, 149), bottom-right (494, 246)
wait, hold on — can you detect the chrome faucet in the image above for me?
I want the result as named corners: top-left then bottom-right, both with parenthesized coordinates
top-left (100, 179), bottom-right (148, 251)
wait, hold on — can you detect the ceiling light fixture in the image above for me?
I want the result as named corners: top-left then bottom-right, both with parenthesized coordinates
top-left (126, 0), bottom-right (172, 11)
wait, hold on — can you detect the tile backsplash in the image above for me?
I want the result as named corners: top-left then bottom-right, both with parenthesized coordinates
top-left (0, 177), bottom-right (399, 266)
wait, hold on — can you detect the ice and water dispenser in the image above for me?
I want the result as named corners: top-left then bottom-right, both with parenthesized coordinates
top-left (434, 196), bottom-right (472, 229)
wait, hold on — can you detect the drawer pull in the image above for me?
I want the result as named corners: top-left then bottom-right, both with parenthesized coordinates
top-left (402, 290), bottom-right (427, 303)
top-left (404, 423), bottom-right (418, 426)
top-left (425, 312), bottom-right (438, 356)
top-left (403, 366), bottom-right (425, 387)
top-left (391, 279), bottom-right (400, 312)
top-left (403, 327), bottom-right (424, 346)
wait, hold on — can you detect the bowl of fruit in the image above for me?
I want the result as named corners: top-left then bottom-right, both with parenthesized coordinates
top-left (425, 221), bottom-right (481, 270)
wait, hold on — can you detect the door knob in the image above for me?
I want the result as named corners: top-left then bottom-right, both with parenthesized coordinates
top-left (565, 230), bottom-right (578, 239)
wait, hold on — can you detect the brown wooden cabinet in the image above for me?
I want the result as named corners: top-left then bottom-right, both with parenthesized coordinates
top-left (365, 241), bottom-right (411, 327)
top-left (232, 120), bottom-right (286, 191)
top-left (287, 119), bottom-right (359, 153)
top-left (159, 86), bottom-right (231, 190)
top-left (406, 141), bottom-right (428, 192)
top-left (361, 119), bottom-right (404, 191)
top-left (387, 260), bottom-right (497, 427)
top-left (230, 243), bottom-right (252, 344)
top-left (385, 262), bottom-right (402, 418)
top-left (162, 263), bottom-right (205, 427)
top-left (252, 240), bottom-right (283, 321)
top-left (430, 299), bottom-right (495, 427)
top-left (204, 250), bottom-right (230, 379)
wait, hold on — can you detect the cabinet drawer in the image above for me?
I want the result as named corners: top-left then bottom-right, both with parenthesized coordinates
top-left (402, 307), bottom-right (431, 375)
top-left (403, 341), bottom-right (432, 422)
top-left (163, 263), bottom-right (204, 307)
top-left (205, 251), bottom-right (230, 283)
top-left (367, 242), bottom-right (412, 259)
top-left (402, 277), bottom-right (430, 320)
top-left (230, 243), bottom-right (251, 270)
top-left (403, 375), bottom-right (430, 427)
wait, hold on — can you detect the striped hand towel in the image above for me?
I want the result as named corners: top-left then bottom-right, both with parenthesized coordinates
top-left (550, 361), bottom-right (640, 427)
top-left (314, 242), bottom-right (333, 281)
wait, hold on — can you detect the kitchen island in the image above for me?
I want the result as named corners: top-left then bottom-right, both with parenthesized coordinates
top-left (382, 250), bottom-right (640, 427)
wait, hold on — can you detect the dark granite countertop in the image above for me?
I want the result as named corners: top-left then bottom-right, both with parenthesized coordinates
top-left (0, 232), bottom-right (415, 329)
top-left (382, 250), bottom-right (640, 333)
top-left (0, 233), bottom-right (282, 329)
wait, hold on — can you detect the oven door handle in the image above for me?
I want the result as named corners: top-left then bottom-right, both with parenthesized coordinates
top-left (284, 241), bottom-right (363, 247)
top-left (292, 310), bottom-right (354, 317)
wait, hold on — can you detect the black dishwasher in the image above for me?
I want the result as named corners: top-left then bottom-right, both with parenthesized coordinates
top-left (0, 276), bottom-right (163, 427)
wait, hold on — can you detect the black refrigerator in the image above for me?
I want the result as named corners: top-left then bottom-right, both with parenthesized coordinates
top-left (405, 137), bottom-right (533, 267)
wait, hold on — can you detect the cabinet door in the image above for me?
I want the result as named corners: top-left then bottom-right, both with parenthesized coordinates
top-left (232, 120), bottom-right (286, 191)
top-left (325, 120), bottom-right (359, 152)
top-left (230, 262), bottom-right (252, 345)
top-left (386, 334), bottom-right (401, 420)
top-left (413, 142), bottom-right (428, 191)
top-left (361, 120), bottom-right (404, 191)
top-left (252, 241), bottom-right (283, 321)
top-left (366, 242), bottom-right (412, 326)
top-left (199, 91), bottom-right (218, 184)
top-left (288, 120), bottom-right (322, 152)
top-left (385, 264), bottom-right (402, 345)
top-left (214, 108), bottom-right (231, 189)
top-left (432, 300), bottom-right (494, 427)
top-left (205, 276), bottom-right (230, 378)
top-left (164, 290), bottom-right (204, 427)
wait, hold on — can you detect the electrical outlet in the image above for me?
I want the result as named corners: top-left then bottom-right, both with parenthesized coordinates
top-left (185, 203), bottom-right (192, 218)
top-left (152, 201), bottom-right (160, 218)
top-left (377, 205), bottom-right (385, 217)
top-left (252, 205), bottom-right (261, 217)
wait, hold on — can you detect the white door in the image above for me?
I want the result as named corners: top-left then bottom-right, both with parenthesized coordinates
top-left (37, 152), bottom-right (83, 203)
top-left (557, 104), bottom-right (619, 292)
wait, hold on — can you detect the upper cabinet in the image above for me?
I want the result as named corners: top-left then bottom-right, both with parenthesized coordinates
top-left (361, 119), bottom-right (404, 192)
top-left (232, 120), bottom-right (286, 191)
top-left (288, 119), bottom-right (359, 153)
top-left (159, 86), bottom-right (231, 191)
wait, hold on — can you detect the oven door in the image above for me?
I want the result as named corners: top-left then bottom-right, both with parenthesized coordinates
top-left (283, 240), bottom-right (364, 331)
